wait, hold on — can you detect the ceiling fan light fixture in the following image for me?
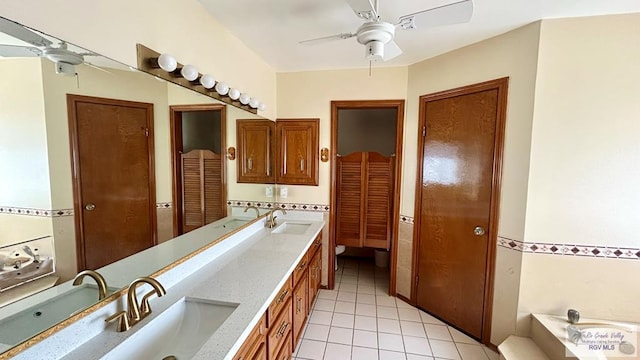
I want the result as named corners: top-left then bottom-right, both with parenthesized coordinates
top-left (42, 47), bottom-right (84, 65)
top-left (366, 40), bottom-right (384, 62)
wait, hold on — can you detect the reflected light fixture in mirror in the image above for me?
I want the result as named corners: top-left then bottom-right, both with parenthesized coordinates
top-left (228, 88), bottom-right (240, 100)
top-left (200, 74), bottom-right (216, 89)
top-left (239, 93), bottom-right (250, 105)
top-left (215, 81), bottom-right (229, 95)
top-left (180, 64), bottom-right (199, 81)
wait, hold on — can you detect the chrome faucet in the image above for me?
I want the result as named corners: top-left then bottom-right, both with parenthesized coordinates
top-left (244, 205), bottom-right (260, 219)
top-left (105, 276), bottom-right (166, 332)
top-left (266, 208), bottom-right (287, 228)
top-left (73, 269), bottom-right (109, 300)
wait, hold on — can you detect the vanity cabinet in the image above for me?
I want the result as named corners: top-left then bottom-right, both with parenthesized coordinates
top-left (307, 233), bottom-right (322, 312)
top-left (233, 314), bottom-right (267, 360)
top-left (236, 119), bottom-right (275, 184)
top-left (275, 119), bottom-right (319, 186)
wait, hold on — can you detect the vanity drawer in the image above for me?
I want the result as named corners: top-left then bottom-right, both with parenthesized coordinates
top-left (267, 298), bottom-right (292, 359)
top-left (233, 313), bottom-right (266, 360)
top-left (275, 331), bottom-right (293, 360)
top-left (292, 253), bottom-right (308, 285)
top-left (306, 233), bottom-right (322, 260)
top-left (268, 276), bottom-right (292, 327)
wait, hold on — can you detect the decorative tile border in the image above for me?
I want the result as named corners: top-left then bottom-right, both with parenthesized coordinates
top-left (0, 206), bottom-right (73, 217)
top-left (399, 215), bottom-right (414, 225)
top-left (498, 236), bottom-right (640, 260)
top-left (227, 200), bottom-right (329, 212)
top-left (227, 200), bottom-right (276, 210)
top-left (156, 202), bottom-right (173, 209)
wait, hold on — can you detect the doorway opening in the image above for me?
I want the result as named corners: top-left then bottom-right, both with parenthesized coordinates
top-left (411, 78), bottom-right (508, 346)
top-left (170, 104), bottom-right (227, 236)
top-left (329, 100), bottom-right (405, 295)
top-left (67, 94), bottom-right (157, 271)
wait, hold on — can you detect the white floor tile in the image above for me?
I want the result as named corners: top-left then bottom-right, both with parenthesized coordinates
top-left (406, 354), bottom-right (436, 360)
top-left (419, 311), bottom-right (445, 325)
top-left (318, 289), bottom-right (339, 300)
top-left (377, 306), bottom-right (400, 320)
top-left (328, 326), bottom-right (354, 345)
top-left (482, 347), bottom-right (500, 360)
top-left (376, 295), bottom-right (397, 307)
top-left (335, 301), bottom-right (356, 314)
top-left (357, 285), bottom-right (376, 295)
top-left (455, 343), bottom-right (489, 360)
top-left (356, 293), bottom-right (376, 305)
top-left (340, 283), bottom-right (358, 293)
top-left (309, 310), bottom-right (333, 326)
top-left (341, 275), bottom-right (359, 284)
top-left (314, 299), bottom-right (336, 312)
top-left (424, 324), bottom-right (453, 341)
top-left (353, 329), bottom-right (378, 348)
top-left (448, 327), bottom-right (478, 345)
top-left (403, 335), bottom-right (433, 356)
top-left (297, 339), bottom-right (327, 360)
top-left (396, 299), bottom-right (415, 309)
top-left (379, 350), bottom-right (408, 360)
top-left (337, 291), bottom-right (357, 302)
top-left (378, 318), bottom-right (402, 334)
top-left (304, 324), bottom-right (330, 341)
top-left (354, 315), bottom-right (378, 331)
top-left (355, 303), bottom-right (377, 317)
top-left (401, 321), bottom-right (427, 337)
top-left (352, 346), bottom-right (379, 360)
top-left (376, 286), bottom-right (390, 295)
top-left (379, 333), bottom-right (405, 352)
top-left (398, 308), bottom-right (422, 322)
top-left (429, 340), bottom-right (461, 360)
top-left (324, 342), bottom-right (352, 360)
top-left (358, 277), bottom-right (376, 286)
top-left (332, 313), bottom-right (355, 328)
top-left (343, 268), bottom-right (359, 276)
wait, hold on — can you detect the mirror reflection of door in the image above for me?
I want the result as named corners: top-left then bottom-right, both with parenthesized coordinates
top-left (67, 94), bottom-right (157, 271)
top-left (170, 104), bottom-right (227, 236)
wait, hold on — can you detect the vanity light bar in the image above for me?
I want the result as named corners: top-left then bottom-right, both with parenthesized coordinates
top-left (136, 44), bottom-right (266, 114)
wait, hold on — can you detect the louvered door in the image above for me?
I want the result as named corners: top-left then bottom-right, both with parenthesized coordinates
top-left (181, 149), bottom-right (224, 233)
top-left (336, 152), bottom-right (394, 249)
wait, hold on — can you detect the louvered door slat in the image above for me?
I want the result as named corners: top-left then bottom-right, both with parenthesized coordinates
top-left (203, 152), bottom-right (223, 224)
top-left (182, 154), bottom-right (203, 233)
top-left (364, 153), bottom-right (394, 249)
top-left (336, 152), bottom-right (365, 247)
top-left (181, 149), bottom-right (224, 233)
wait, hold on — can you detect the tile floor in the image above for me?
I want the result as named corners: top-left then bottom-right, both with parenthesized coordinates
top-left (293, 257), bottom-right (501, 360)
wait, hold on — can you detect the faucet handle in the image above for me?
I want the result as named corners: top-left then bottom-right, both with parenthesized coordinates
top-left (139, 290), bottom-right (161, 319)
top-left (105, 310), bottom-right (131, 332)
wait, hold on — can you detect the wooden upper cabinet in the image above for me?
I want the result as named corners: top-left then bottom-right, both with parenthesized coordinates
top-left (236, 119), bottom-right (275, 183)
top-left (275, 119), bottom-right (319, 186)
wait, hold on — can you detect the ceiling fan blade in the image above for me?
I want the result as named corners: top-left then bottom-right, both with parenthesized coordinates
top-left (83, 62), bottom-right (113, 74)
top-left (397, 0), bottom-right (473, 30)
top-left (383, 40), bottom-right (402, 61)
top-left (346, 0), bottom-right (378, 21)
top-left (0, 44), bottom-right (42, 57)
top-left (0, 17), bottom-right (52, 47)
top-left (299, 33), bottom-right (356, 45)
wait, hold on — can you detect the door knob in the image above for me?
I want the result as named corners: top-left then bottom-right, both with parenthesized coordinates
top-left (85, 203), bottom-right (96, 211)
top-left (474, 226), bottom-right (485, 236)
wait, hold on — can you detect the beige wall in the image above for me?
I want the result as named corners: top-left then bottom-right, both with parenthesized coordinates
top-left (517, 13), bottom-right (640, 333)
top-left (0, 0), bottom-right (277, 120)
top-left (276, 67), bottom-right (409, 205)
top-left (0, 215), bottom-right (52, 246)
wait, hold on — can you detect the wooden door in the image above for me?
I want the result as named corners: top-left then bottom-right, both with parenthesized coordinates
top-left (336, 152), bottom-right (365, 248)
top-left (275, 119), bottom-right (319, 185)
top-left (364, 153), bottom-right (394, 249)
top-left (68, 94), bottom-right (156, 271)
top-left (181, 150), bottom-right (224, 233)
top-left (414, 78), bottom-right (507, 341)
top-left (236, 119), bottom-right (275, 183)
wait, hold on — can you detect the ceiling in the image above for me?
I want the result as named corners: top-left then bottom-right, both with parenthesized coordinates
top-left (198, 0), bottom-right (640, 72)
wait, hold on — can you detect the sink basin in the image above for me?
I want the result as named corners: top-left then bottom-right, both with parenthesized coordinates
top-left (0, 284), bottom-right (119, 346)
top-left (103, 297), bottom-right (238, 360)
top-left (272, 222), bottom-right (312, 235)
top-left (214, 218), bottom-right (250, 230)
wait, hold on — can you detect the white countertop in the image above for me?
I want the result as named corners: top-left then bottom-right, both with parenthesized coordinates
top-left (58, 217), bottom-right (324, 360)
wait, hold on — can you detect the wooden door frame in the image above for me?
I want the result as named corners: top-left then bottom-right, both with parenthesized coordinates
top-left (67, 94), bottom-right (157, 272)
top-left (169, 103), bottom-right (227, 236)
top-left (410, 77), bottom-right (509, 346)
top-left (329, 100), bottom-right (405, 294)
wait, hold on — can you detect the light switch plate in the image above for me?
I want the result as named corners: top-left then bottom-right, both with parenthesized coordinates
top-left (279, 186), bottom-right (288, 198)
top-left (265, 186), bottom-right (273, 197)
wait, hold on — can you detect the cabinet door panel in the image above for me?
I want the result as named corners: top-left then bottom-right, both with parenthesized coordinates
top-left (237, 119), bottom-right (275, 183)
top-left (276, 119), bottom-right (319, 185)
top-left (292, 272), bottom-right (308, 347)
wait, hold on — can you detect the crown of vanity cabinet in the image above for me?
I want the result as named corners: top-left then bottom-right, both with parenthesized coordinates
top-left (236, 119), bottom-right (319, 186)
top-left (233, 233), bottom-right (322, 360)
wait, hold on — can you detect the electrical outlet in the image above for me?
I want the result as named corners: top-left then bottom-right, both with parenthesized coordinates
top-left (265, 186), bottom-right (273, 197)
top-left (279, 186), bottom-right (288, 198)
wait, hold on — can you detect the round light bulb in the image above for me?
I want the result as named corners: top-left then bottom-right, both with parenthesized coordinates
top-left (228, 88), bottom-right (241, 100)
top-left (157, 53), bottom-right (177, 72)
top-left (258, 102), bottom-right (266, 111)
top-left (249, 98), bottom-right (259, 109)
top-left (215, 81), bottom-right (229, 95)
top-left (239, 93), bottom-right (250, 105)
top-left (199, 74), bottom-right (216, 89)
top-left (180, 64), bottom-right (199, 81)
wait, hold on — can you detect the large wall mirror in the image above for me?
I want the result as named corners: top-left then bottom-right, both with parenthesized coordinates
top-left (0, 16), bottom-right (275, 355)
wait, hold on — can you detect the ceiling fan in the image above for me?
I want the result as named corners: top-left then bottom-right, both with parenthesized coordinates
top-left (0, 17), bottom-right (100, 74)
top-left (300, 0), bottom-right (474, 62)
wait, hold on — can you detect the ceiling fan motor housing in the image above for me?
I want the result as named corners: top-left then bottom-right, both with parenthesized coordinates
top-left (356, 22), bottom-right (395, 62)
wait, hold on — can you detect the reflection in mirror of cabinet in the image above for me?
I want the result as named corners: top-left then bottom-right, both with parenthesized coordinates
top-left (236, 119), bottom-right (275, 184)
top-left (276, 119), bottom-right (320, 186)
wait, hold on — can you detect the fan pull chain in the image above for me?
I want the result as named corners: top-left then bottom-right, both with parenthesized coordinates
top-left (369, 61), bottom-right (372, 77)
